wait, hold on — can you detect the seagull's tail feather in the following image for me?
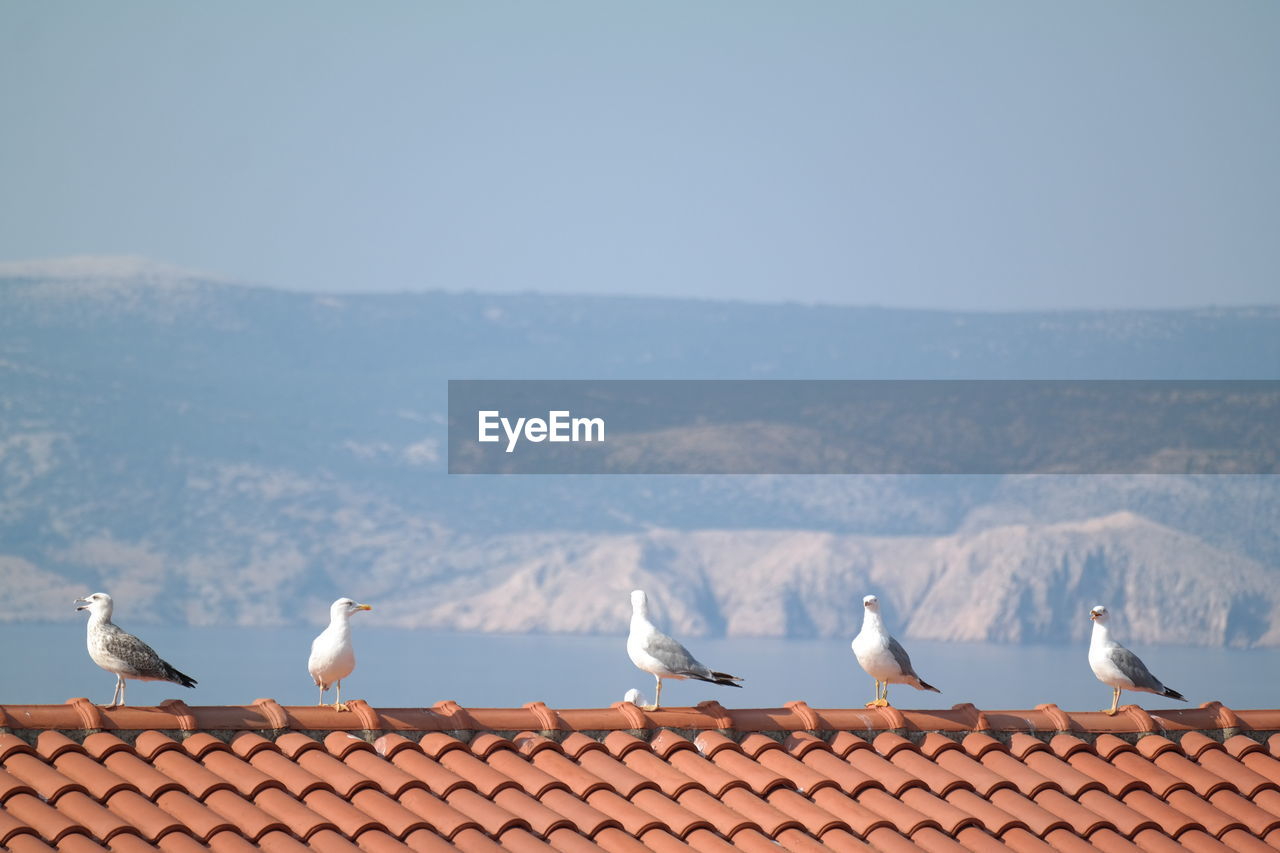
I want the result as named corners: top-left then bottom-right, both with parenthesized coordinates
top-left (1161, 687), bottom-right (1186, 702)
top-left (164, 663), bottom-right (198, 689)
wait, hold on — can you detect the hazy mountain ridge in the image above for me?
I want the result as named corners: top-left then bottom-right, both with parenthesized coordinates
top-left (369, 511), bottom-right (1280, 647)
top-left (2, 269), bottom-right (1278, 645)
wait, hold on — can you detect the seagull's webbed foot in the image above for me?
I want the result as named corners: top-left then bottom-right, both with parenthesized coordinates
top-left (1101, 708), bottom-right (1118, 716)
top-left (332, 702), bottom-right (349, 712)
top-left (865, 698), bottom-right (890, 708)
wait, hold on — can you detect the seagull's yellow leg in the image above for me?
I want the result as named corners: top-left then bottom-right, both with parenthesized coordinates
top-left (1103, 686), bottom-right (1120, 716)
top-left (648, 675), bottom-right (662, 711)
top-left (866, 680), bottom-right (890, 708)
top-left (317, 683), bottom-right (325, 706)
top-left (333, 680), bottom-right (348, 712)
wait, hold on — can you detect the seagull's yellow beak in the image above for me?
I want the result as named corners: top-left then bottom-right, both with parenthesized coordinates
top-left (358, 604), bottom-right (372, 611)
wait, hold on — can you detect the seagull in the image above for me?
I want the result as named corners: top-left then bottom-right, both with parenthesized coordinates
top-left (308, 597), bottom-right (372, 710)
top-left (623, 688), bottom-right (646, 706)
top-left (851, 594), bottom-right (940, 707)
top-left (626, 589), bottom-right (742, 710)
top-left (75, 592), bottom-right (197, 708)
top-left (1088, 605), bottom-right (1186, 715)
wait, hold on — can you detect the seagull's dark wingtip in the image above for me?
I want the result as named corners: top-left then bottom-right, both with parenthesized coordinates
top-left (693, 670), bottom-right (743, 687)
top-left (711, 670), bottom-right (743, 687)
top-left (166, 665), bottom-right (198, 689)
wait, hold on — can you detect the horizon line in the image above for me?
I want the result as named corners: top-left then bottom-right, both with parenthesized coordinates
top-left (3, 253), bottom-right (1278, 316)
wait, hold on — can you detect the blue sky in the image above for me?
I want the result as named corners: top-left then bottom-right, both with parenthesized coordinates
top-left (2, 1), bottom-right (1277, 309)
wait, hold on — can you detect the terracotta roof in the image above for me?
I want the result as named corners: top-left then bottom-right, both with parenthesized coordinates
top-left (2, 699), bottom-right (1280, 851)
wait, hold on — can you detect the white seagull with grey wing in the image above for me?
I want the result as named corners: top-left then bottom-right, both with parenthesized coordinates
top-left (626, 589), bottom-right (742, 710)
top-left (851, 594), bottom-right (940, 707)
top-left (308, 597), bottom-right (372, 710)
top-left (1088, 604), bottom-right (1186, 716)
top-left (75, 592), bottom-right (197, 708)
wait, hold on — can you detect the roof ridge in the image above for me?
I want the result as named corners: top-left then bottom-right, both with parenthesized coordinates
top-left (1, 700), bottom-right (1276, 741)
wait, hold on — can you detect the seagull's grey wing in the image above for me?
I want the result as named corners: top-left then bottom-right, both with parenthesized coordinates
top-left (99, 626), bottom-right (167, 676)
top-left (101, 625), bottom-right (197, 686)
top-left (887, 635), bottom-right (920, 678)
top-left (644, 630), bottom-right (710, 676)
top-left (645, 629), bottom-right (742, 686)
top-left (1109, 645), bottom-right (1166, 692)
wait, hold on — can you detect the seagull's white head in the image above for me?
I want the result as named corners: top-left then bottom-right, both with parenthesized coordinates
top-left (623, 688), bottom-right (644, 705)
top-left (74, 592), bottom-right (113, 619)
top-left (862, 594), bottom-right (880, 612)
top-left (630, 590), bottom-right (648, 612)
top-left (331, 597), bottom-right (373, 619)
top-left (1089, 605), bottom-right (1109, 623)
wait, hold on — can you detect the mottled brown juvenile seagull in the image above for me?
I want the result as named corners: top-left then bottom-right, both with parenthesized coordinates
top-left (75, 592), bottom-right (196, 708)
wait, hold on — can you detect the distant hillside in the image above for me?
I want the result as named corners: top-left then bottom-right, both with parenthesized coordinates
top-left (1, 265), bottom-right (1277, 644)
top-left (362, 512), bottom-right (1279, 647)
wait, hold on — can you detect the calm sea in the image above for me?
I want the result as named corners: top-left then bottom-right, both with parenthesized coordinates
top-left (4, 623), bottom-right (1277, 712)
